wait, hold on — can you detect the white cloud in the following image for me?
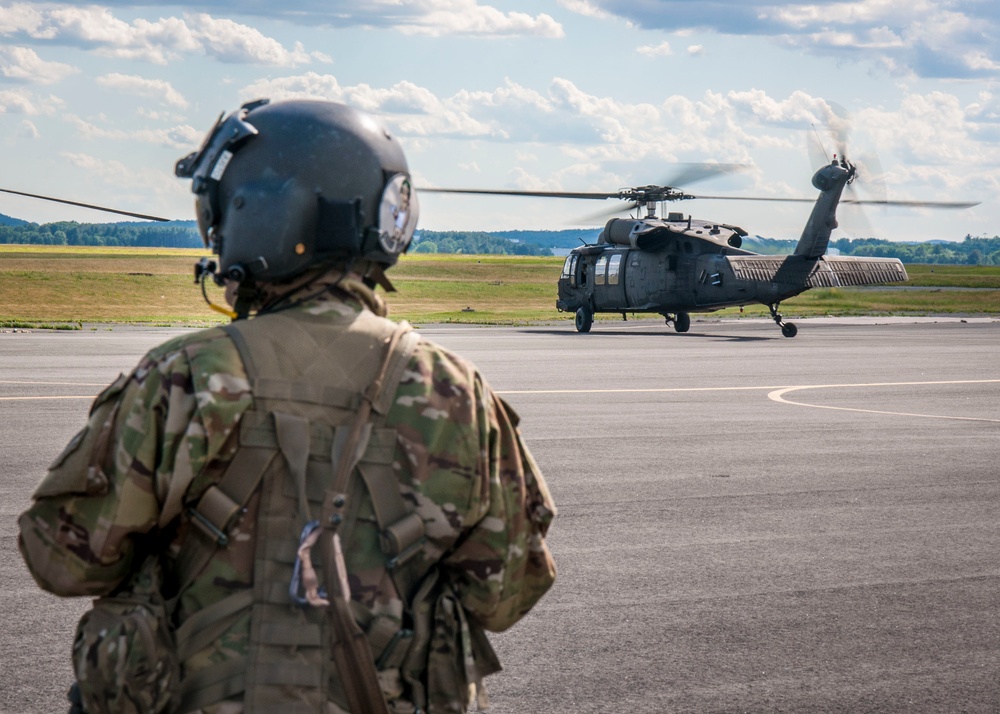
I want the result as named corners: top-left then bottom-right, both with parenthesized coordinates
top-left (555, 0), bottom-right (614, 20)
top-left (0, 4), bottom-right (50, 37)
top-left (58, 149), bottom-right (191, 217)
top-left (0, 89), bottom-right (54, 115)
top-left (187, 14), bottom-right (317, 65)
top-left (686, 44), bottom-right (704, 56)
top-left (18, 118), bottom-right (39, 138)
top-left (569, 1), bottom-right (1000, 79)
top-left (66, 114), bottom-right (200, 149)
top-left (637, 41), bottom-right (672, 57)
top-left (88, 0), bottom-right (566, 38)
top-left (0, 4), bottom-right (323, 67)
top-left (398, 1), bottom-right (564, 38)
top-left (239, 73), bottom-right (498, 137)
top-left (240, 72), bottom-right (346, 102)
top-left (0, 46), bottom-right (76, 84)
top-left (97, 73), bottom-right (188, 108)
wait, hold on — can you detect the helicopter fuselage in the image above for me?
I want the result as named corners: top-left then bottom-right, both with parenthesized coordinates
top-left (556, 160), bottom-right (909, 336)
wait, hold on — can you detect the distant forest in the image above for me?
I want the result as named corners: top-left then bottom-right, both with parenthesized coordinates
top-left (0, 213), bottom-right (998, 264)
top-left (742, 236), bottom-right (1000, 265)
top-left (0, 217), bottom-right (203, 249)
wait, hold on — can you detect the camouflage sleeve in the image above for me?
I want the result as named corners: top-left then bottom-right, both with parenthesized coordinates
top-left (388, 341), bottom-right (556, 633)
top-left (18, 329), bottom-right (251, 598)
top-left (446, 386), bottom-right (556, 632)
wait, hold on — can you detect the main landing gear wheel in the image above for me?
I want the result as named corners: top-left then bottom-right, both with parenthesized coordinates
top-left (768, 302), bottom-right (798, 338)
top-left (575, 306), bottom-right (593, 333)
top-left (674, 312), bottom-right (691, 333)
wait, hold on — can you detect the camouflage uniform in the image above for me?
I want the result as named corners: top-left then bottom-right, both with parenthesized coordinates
top-left (19, 281), bottom-right (556, 713)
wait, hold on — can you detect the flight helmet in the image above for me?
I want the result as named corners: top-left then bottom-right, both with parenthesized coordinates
top-left (175, 98), bottom-right (418, 284)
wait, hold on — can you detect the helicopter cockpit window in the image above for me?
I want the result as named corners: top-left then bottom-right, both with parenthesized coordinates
top-left (594, 255), bottom-right (608, 286)
top-left (607, 254), bottom-right (622, 285)
top-left (562, 255), bottom-right (573, 278)
top-left (568, 255), bottom-right (579, 286)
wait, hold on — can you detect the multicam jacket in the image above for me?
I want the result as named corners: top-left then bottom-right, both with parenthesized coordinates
top-left (18, 284), bottom-right (556, 713)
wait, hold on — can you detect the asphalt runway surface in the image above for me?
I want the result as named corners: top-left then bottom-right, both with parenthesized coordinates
top-left (2, 316), bottom-right (998, 713)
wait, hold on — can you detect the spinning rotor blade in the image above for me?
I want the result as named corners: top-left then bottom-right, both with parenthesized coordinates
top-left (692, 194), bottom-right (979, 209)
top-left (0, 187), bottom-right (170, 222)
top-left (690, 194), bottom-right (814, 203)
top-left (658, 163), bottom-right (748, 188)
top-left (577, 202), bottom-right (641, 225)
top-left (842, 197), bottom-right (979, 209)
top-left (421, 163), bottom-right (749, 202)
top-left (808, 125), bottom-right (831, 171)
top-left (420, 187), bottom-right (620, 200)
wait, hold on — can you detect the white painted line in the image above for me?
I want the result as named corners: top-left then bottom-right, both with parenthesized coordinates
top-left (767, 380), bottom-right (1000, 423)
top-left (499, 385), bottom-right (787, 395)
top-left (500, 378), bottom-right (1000, 397)
top-left (0, 395), bottom-right (93, 401)
top-left (0, 380), bottom-right (109, 386)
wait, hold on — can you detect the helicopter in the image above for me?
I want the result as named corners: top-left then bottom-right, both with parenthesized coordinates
top-left (424, 156), bottom-right (978, 337)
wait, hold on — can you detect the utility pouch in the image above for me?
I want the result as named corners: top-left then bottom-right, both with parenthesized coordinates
top-left (403, 572), bottom-right (501, 713)
top-left (72, 556), bottom-right (180, 714)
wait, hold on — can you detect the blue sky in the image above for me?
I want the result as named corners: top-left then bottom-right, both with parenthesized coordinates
top-left (0, 0), bottom-right (997, 242)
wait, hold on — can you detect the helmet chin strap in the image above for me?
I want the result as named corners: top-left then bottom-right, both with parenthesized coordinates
top-left (363, 263), bottom-right (396, 293)
top-left (194, 258), bottom-right (239, 320)
top-left (232, 281), bottom-right (259, 321)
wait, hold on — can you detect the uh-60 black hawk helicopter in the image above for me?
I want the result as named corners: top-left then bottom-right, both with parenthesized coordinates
top-left (425, 156), bottom-right (978, 337)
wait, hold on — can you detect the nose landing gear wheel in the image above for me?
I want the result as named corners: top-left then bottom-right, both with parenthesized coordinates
top-left (781, 322), bottom-right (798, 338)
top-left (674, 312), bottom-right (691, 333)
top-left (575, 306), bottom-right (593, 333)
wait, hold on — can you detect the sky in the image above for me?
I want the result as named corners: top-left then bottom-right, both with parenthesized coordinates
top-left (0, 0), bottom-right (998, 243)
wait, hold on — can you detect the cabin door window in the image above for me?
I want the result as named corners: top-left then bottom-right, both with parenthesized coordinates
top-left (563, 255), bottom-right (579, 287)
top-left (607, 254), bottom-right (623, 285)
top-left (594, 255), bottom-right (608, 286)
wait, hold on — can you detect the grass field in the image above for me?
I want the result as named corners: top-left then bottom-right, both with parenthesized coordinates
top-left (1, 245), bottom-right (998, 327)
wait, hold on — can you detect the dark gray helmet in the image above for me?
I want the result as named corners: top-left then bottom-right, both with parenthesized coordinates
top-left (176, 98), bottom-right (418, 283)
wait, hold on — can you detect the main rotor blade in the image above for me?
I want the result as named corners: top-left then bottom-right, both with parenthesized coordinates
top-left (842, 197), bottom-right (980, 209)
top-left (577, 201), bottom-right (642, 225)
top-left (691, 194), bottom-right (815, 203)
top-left (694, 193), bottom-right (978, 209)
top-left (420, 187), bottom-right (620, 200)
top-left (659, 163), bottom-right (748, 188)
top-left (0, 187), bottom-right (170, 222)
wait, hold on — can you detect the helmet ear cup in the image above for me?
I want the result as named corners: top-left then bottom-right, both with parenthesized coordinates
top-left (180, 100), bottom-right (414, 283)
top-left (218, 176), bottom-right (317, 281)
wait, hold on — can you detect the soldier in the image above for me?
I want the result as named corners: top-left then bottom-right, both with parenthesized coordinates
top-left (19, 99), bottom-right (557, 714)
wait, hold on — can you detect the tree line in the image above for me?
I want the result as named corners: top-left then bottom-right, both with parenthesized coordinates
top-left (0, 219), bottom-right (202, 248)
top-left (410, 231), bottom-right (551, 255)
top-left (1, 213), bottom-right (997, 264)
top-left (743, 235), bottom-right (1000, 265)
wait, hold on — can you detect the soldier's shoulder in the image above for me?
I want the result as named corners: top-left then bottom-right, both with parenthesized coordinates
top-left (406, 336), bottom-right (481, 388)
top-left (142, 324), bottom-right (238, 366)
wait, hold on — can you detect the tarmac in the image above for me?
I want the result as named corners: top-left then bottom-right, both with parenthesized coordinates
top-left (2, 316), bottom-right (998, 713)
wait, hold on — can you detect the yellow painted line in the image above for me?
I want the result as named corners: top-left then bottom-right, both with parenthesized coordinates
top-left (767, 379), bottom-right (1000, 423)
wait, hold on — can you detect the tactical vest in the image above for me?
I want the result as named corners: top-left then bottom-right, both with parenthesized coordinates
top-left (169, 307), bottom-right (443, 714)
